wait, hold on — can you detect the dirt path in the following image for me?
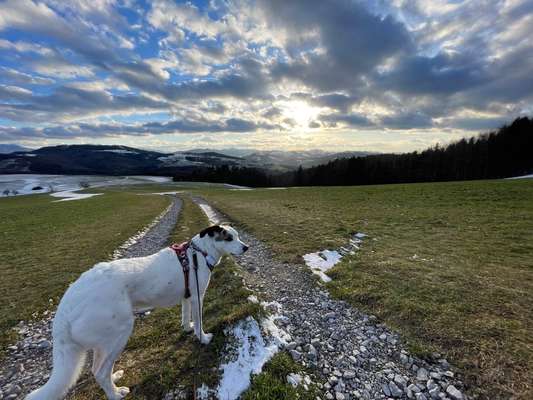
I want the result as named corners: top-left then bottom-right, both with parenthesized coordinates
top-left (193, 197), bottom-right (468, 400)
top-left (0, 196), bottom-right (182, 400)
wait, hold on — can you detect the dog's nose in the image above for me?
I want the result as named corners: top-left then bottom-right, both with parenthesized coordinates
top-left (242, 245), bottom-right (249, 253)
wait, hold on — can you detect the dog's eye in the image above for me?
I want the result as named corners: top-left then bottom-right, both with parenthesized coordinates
top-left (225, 234), bottom-right (233, 242)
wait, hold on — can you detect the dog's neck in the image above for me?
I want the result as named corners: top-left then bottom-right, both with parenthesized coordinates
top-left (190, 234), bottom-right (222, 269)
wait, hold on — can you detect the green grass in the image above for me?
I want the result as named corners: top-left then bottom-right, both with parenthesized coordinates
top-left (242, 352), bottom-right (320, 400)
top-left (195, 179), bottom-right (533, 400)
top-left (0, 191), bottom-right (170, 353)
top-left (70, 196), bottom-right (263, 399)
top-left (2, 188), bottom-right (305, 398)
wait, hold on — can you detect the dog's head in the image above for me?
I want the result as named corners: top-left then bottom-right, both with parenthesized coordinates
top-left (199, 225), bottom-right (249, 256)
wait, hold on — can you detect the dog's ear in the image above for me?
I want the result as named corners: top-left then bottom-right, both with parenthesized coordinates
top-left (200, 225), bottom-right (224, 238)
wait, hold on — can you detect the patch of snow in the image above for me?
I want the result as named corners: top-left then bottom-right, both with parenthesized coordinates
top-left (216, 317), bottom-right (280, 400)
top-left (229, 188), bottom-right (254, 191)
top-left (0, 174), bottom-right (172, 197)
top-left (98, 149), bottom-right (137, 154)
top-left (224, 183), bottom-right (251, 189)
top-left (198, 203), bottom-right (221, 224)
top-left (196, 384), bottom-right (213, 399)
top-left (303, 232), bottom-right (368, 282)
top-left (506, 173), bottom-right (533, 179)
top-left (199, 294), bottom-right (291, 399)
top-left (149, 191), bottom-right (183, 195)
top-left (247, 295), bottom-right (259, 303)
top-left (50, 190), bottom-right (103, 202)
top-left (303, 250), bottom-right (342, 282)
top-left (265, 187), bottom-right (287, 190)
top-left (287, 373), bottom-right (303, 387)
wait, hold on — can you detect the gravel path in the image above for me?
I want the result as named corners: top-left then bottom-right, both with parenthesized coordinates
top-left (193, 197), bottom-right (469, 400)
top-left (0, 196), bottom-right (182, 400)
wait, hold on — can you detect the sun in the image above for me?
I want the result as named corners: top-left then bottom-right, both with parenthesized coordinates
top-left (281, 100), bottom-right (321, 128)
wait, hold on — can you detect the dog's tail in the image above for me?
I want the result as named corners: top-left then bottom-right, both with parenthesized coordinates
top-left (25, 325), bottom-right (86, 400)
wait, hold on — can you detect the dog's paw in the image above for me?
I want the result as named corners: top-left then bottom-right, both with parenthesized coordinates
top-left (112, 370), bottom-right (124, 382)
top-left (182, 322), bottom-right (194, 333)
top-left (200, 332), bottom-right (213, 345)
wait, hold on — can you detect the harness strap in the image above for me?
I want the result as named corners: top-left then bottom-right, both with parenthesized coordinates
top-left (192, 251), bottom-right (203, 336)
top-left (170, 240), bottom-right (214, 300)
top-left (171, 242), bottom-right (192, 298)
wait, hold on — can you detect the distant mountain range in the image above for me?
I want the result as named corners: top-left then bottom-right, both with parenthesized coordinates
top-left (0, 144), bottom-right (373, 175)
top-left (0, 144), bottom-right (31, 154)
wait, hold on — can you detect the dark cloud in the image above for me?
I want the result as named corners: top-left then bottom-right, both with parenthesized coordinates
top-left (444, 117), bottom-right (510, 131)
top-left (318, 112), bottom-right (373, 128)
top-left (381, 112), bottom-right (433, 130)
top-left (264, 0), bottom-right (411, 91)
top-left (0, 116), bottom-right (280, 141)
top-left (0, 86), bottom-right (168, 122)
top-left (377, 52), bottom-right (487, 96)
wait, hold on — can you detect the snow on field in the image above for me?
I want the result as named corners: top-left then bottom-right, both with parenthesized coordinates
top-left (194, 296), bottom-right (291, 400)
top-left (303, 232), bottom-right (367, 282)
top-left (224, 183), bottom-right (251, 189)
top-left (303, 250), bottom-right (342, 283)
top-left (149, 191), bottom-right (183, 195)
top-left (0, 174), bottom-right (172, 198)
top-left (98, 149), bottom-right (138, 154)
top-left (214, 301), bottom-right (291, 400)
top-left (506, 173), bottom-right (533, 179)
top-left (198, 203), bottom-right (222, 224)
top-left (216, 317), bottom-right (279, 400)
top-left (50, 190), bottom-right (103, 202)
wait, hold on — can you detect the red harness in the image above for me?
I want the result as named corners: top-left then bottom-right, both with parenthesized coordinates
top-left (170, 241), bottom-right (211, 299)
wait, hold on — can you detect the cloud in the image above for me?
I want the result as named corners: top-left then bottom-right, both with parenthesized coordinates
top-left (0, 67), bottom-right (54, 85)
top-left (0, 115), bottom-right (281, 141)
top-left (381, 112), bottom-right (433, 130)
top-left (317, 112), bottom-right (374, 128)
top-left (0, 0), bottom-right (531, 151)
top-left (0, 86), bottom-right (168, 123)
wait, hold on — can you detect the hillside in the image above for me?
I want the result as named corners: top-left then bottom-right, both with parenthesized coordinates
top-left (0, 145), bottom-right (369, 176)
top-left (0, 144), bottom-right (31, 154)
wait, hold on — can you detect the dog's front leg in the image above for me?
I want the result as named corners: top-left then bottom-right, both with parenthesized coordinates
top-left (181, 298), bottom-right (193, 332)
top-left (191, 295), bottom-right (212, 345)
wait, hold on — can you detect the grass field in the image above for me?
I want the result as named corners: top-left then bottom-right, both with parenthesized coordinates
top-left (1, 188), bottom-right (312, 398)
top-left (0, 191), bottom-right (170, 353)
top-left (195, 179), bottom-right (533, 400)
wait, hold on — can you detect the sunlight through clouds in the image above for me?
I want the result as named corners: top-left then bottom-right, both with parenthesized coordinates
top-left (0, 0), bottom-right (531, 151)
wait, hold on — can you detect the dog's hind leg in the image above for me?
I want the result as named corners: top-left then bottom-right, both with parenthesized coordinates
top-left (93, 322), bottom-right (133, 400)
top-left (92, 349), bottom-right (123, 383)
top-left (181, 298), bottom-right (193, 332)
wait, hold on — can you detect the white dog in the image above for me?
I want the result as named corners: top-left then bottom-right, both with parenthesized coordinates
top-left (26, 225), bottom-right (249, 400)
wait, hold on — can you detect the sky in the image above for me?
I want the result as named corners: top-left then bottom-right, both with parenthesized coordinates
top-left (0, 0), bottom-right (532, 153)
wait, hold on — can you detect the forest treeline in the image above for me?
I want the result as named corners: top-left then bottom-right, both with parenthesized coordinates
top-left (173, 116), bottom-right (533, 187)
